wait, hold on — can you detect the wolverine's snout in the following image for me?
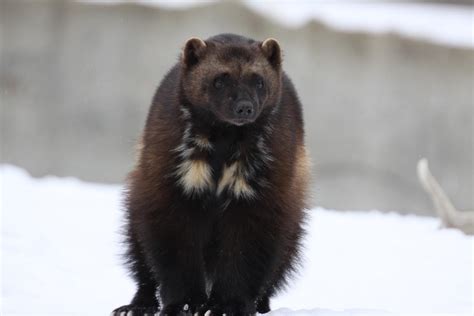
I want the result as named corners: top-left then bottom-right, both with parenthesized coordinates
top-left (233, 100), bottom-right (255, 123)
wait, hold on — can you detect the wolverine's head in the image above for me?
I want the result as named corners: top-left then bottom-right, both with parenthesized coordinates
top-left (180, 34), bottom-right (283, 126)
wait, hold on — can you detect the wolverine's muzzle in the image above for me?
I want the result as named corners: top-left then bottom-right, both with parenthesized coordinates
top-left (232, 100), bottom-right (256, 125)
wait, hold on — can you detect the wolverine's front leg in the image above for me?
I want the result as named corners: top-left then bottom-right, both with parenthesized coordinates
top-left (202, 210), bottom-right (280, 316)
top-left (141, 210), bottom-right (208, 316)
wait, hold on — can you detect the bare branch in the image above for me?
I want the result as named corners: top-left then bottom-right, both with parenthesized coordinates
top-left (417, 158), bottom-right (474, 235)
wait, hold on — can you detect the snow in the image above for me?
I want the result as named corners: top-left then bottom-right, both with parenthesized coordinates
top-left (81, 0), bottom-right (474, 49)
top-left (1, 165), bottom-right (473, 315)
top-left (81, 0), bottom-right (219, 10)
top-left (244, 1), bottom-right (473, 49)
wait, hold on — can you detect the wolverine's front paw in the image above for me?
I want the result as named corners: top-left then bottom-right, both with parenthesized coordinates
top-left (111, 304), bottom-right (159, 316)
top-left (197, 299), bottom-right (256, 316)
top-left (160, 302), bottom-right (205, 316)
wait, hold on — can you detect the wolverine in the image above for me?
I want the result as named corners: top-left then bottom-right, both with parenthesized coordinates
top-left (112, 34), bottom-right (310, 316)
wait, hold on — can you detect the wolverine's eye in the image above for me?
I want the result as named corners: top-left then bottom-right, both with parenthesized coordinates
top-left (213, 73), bottom-right (229, 90)
top-left (256, 78), bottom-right (265, 90)
top-left (214, 78), bottom-right (224, 89)
top-left (213, 73), bottom-right (231, 90)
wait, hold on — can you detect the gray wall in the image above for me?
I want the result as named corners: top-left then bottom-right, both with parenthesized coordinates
top-left (1, 1), bottom-right (473, 215)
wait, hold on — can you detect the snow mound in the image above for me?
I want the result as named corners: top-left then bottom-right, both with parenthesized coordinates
top-left (82, 0), bottom-right (474, 48)
top-left (244, 1), bottom-right (473, 49)
top-left (1, 165), bottom-right (472, 315)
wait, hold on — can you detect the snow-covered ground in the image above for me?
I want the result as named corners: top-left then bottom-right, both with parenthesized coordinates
top-left (1, 165), bottom-right (472, 315)
top-left (82, 0), bottom-right (474, 49)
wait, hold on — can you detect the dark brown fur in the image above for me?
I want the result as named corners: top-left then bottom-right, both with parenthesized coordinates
top-left (112, 34), bottom-right (310, 316)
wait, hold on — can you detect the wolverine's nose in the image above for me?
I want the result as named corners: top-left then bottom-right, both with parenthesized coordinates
top-left (234, 101), bottom-right (254, 118)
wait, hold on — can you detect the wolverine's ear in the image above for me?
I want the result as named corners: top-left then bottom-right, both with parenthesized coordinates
top-left (183, 37), bottom-right (207, 68)
top-left (261, 38), bottom-right (282, 68)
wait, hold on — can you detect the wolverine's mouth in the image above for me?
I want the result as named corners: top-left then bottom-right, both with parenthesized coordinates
top-left (227, 117), bottom-right (256, 126)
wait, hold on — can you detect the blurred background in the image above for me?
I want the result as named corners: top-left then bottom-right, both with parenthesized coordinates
top-left (1, 0), bottom-right (472, 216)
